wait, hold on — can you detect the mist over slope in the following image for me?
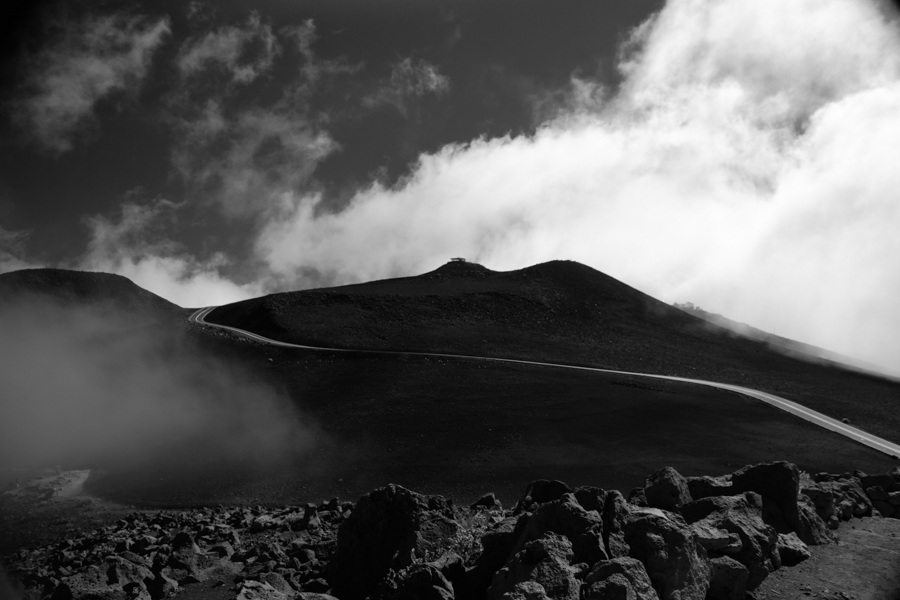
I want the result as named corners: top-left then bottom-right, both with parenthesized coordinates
top-left (0, 268), bottom-right (319, 476)
top-left (209, 260), bottom-right (900, 441)
top-left (0, 268), bottom-right (184, 322)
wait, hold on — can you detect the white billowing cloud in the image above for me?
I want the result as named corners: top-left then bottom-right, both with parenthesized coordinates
top-left (10, 12), bottom-right (170, 154)
top-left (363, 57), bottom-right (450, 114)
top-left (81, 201), bottom-right (262, 307)
top-left (177, 12), bottom-right (279, 85)
top-left (256, 0), bottom-right (900, 370)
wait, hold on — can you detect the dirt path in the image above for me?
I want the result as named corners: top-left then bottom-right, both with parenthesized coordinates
top-left (757, 516), bottom-right (900, 600)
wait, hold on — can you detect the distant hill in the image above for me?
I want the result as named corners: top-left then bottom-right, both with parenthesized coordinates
top-left (207, 259), bottom-right (900, 442)
top-left (0, 268), bottom-right (183, 320)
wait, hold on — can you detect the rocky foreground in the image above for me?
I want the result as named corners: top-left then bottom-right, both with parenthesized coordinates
top-left (5, 461), bottom-right (900, 600)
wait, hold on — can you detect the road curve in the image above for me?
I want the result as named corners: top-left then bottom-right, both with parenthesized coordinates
top-left (190, 306), bottom-right (900, 459)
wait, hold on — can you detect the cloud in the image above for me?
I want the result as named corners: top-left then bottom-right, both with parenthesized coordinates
top-left (177, 12), bottom-right (279, 85)
top-left (171, 100), bottom-right (336, 217)
top-left (0, 295), bottom-right (321, 474)
top-left (363, 58), bottom-right (450, 115)
top-left (80, 200), bottom-right (262, 307)
top-left (168, 16), bottom-right (344, 218)
top-left (8, 11), bottom-right (170, 154)
top-left (254, 0), bottom-right (900, 370)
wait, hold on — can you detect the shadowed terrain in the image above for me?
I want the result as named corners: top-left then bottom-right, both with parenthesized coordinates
top-left (1, 262), bottom-right (899, 509)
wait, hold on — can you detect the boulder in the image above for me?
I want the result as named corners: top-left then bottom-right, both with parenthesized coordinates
top-left (873, 499), bottom-right (895, 518)
top-left (583, 557), bottom-right (659, 600)
top-left (499, 581), bottom-right (550, 600)
top-left (684, 476), bottom-right (732, 500)
top-left (236, 580), bottom-right (293, 600)
top-left (328, 485), bottom-right (462, 600)
top-left (621, 511), bottom-right (709, 600)
top-left (776, 533), bottom-right (810, 567)
top-left (488, 532), bottom-right (580, 600)
top-left (573, 487), bottom-right (608, 514)
top-left (688, 523), bottom-right (741, 554)
top-left (627, 488), bottom-right (648, 508)
top-left (515, 481), bottom-right (573, 514)
top-left (866, 486), bottom-right (890, 502)
top-left (510, 493), bottom-right (607, 565)
top-left (800, 482), bottom-right (835, 521)
top-left (145, 572), bottom-right (178, 599)
top-left (106, 557), bottom-right (153, 589)
top-left (472, 493), bottom-right (503, 511)
top-left (374, 563), bottom-right (454, 600)
top-left (860, 474), bottom-right (895, 493)
top-left (679, 493), bottom-right (776, 591)
top-left (644, 468), bottom-right (692, 512)
top-left (730, 462), bottom-right (800, 532)
top-left (258, 573), bottom-right (294, 594)
top-left (53, 566), bottom-right (125, 600)
top-left (466, 516), bottom-right (523, 597)
top-left (705, 557), bottom-right (748, 600)
top-left (602, 491), bottom-right (632, 559)
top-left (796, 496), bottom-right (833, 545)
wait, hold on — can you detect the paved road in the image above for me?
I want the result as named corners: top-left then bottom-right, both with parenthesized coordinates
top-left (190, 306), bottom-right (900, 459)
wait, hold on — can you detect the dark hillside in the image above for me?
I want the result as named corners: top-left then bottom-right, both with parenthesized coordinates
top-left (0, 268), bottom-right (184, 320)
top-left (208, 260), bottom-right (900, 442)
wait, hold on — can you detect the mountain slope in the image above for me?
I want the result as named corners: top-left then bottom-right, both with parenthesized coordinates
top-left (208, 260), bottom-right (900, 442)
top-left (0, 268), bottom-right (183, 320)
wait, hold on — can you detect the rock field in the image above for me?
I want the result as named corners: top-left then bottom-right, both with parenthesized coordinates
top-left (5, 460), bottom-right (900, 600)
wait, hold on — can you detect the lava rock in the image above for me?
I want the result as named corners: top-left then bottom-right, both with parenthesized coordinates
top-left (583, 557), bottom-right (659, 600)
top-left (327, 484), bottom-right (462, 600)
top-left (510, 493), bottom-right (608, 565)
top-left (679, 493), bottom-right (776, 591)
top-left (515, 481), bottom-right (573, 514)
top-left (775, 532), bottom-right (810, 567)
top-left (644, 467), bottom-right (692, 512)
top-left (488, 532), bottom-right (580, 600)
top-left (705, 556), bottom-right (748, 600)
top-left (622, 511), bottom-right (710, 600)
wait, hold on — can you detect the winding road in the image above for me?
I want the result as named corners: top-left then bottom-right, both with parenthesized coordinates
top-left (190, 306), bottom-right (900, 459)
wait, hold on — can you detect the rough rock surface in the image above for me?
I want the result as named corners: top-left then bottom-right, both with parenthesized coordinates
top-left (327, 484), bottom-right (461, 600)
top-left (489, 532), bottom-right (580, 600)
top-left (622, 511), bottom-right (710, 600)
top-left (679, 493), bottom-right (776, 591)
top-left (6, 461), bottom-right (894, 600)
top-left (510, 493), bottom-right (607, 565)
top-left (644, 468), bottom-right (692, 513)
top-left (584, 557), bottom-right (659, 600)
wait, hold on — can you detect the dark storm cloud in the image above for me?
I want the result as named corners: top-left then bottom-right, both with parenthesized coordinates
top-left (6, 8), bottom-right (170, 154)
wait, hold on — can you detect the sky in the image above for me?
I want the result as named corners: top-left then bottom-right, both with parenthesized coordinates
top-left (2, 0), bottom-right (900, 371)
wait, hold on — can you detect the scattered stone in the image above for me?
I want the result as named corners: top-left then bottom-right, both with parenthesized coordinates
top-left (706, 556), bottom-right (748, 600)
top-left (327, 484), bottom-right (461, 600)
top-left (509, 493), bottom-right (607, 565)
top-left (622, 511), bottom-right (710, 600)
top-left (644, 467), bottom-right (692, 512)
top-left (776, 532), bottom-right (810, 567)
top-left (514, 481), bottom-right (573, 514)
top-left (488, 532), bottom-right (580, 600)
top-left (584, 557), bottom-right (659, 600)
